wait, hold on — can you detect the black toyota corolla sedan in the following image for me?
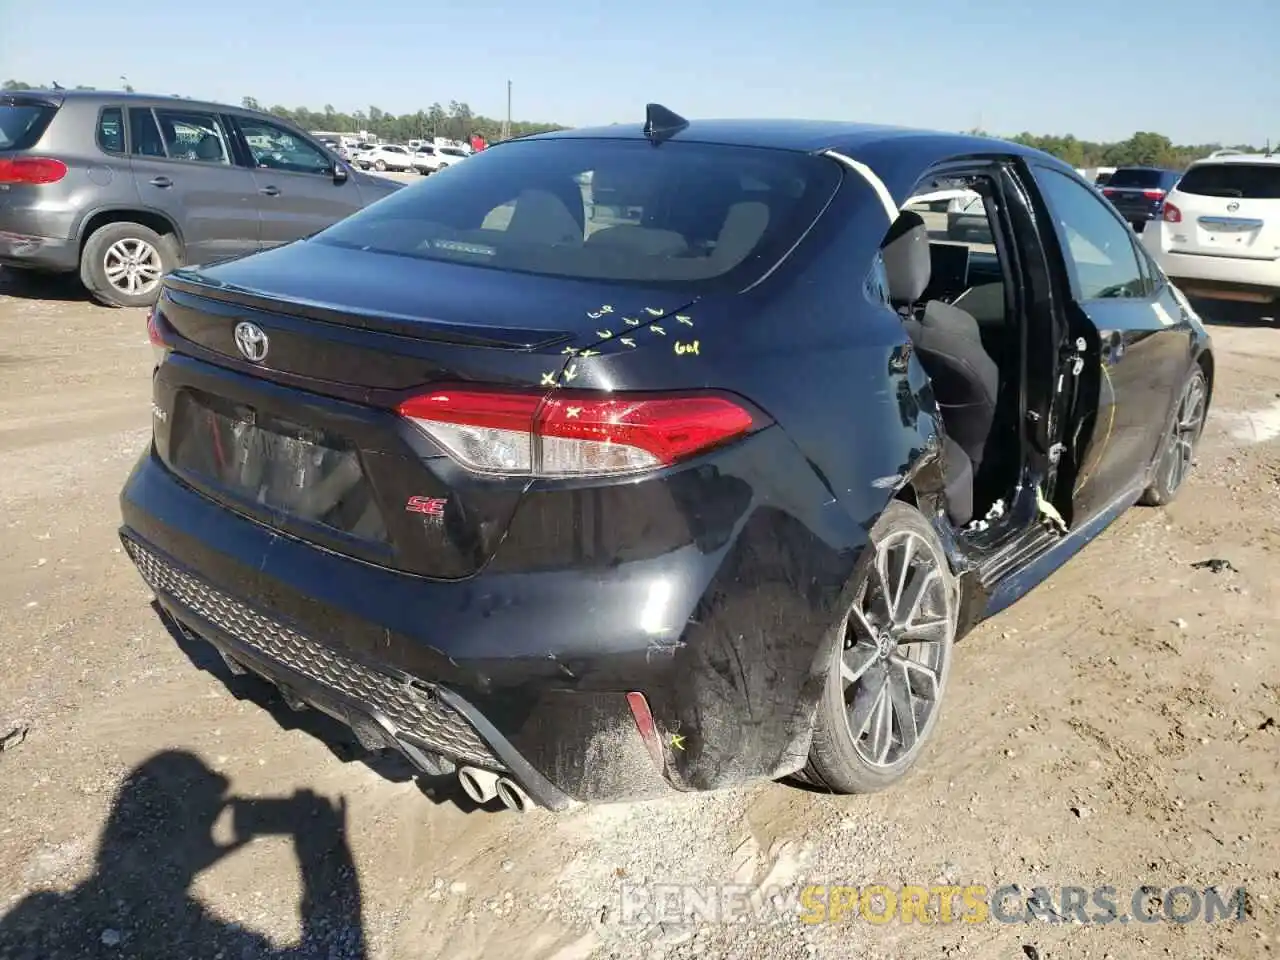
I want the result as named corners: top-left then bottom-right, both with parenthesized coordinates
top-left (121, 105), bottom-right (1213, 811)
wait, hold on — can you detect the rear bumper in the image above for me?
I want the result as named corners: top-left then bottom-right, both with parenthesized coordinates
top-left (126, 533), bottom-right (577, 810)
top-left (0, 231), bottom-right (78, 273)
top-left (119, 442), bottom-right (848, 804)
top-left (1145, 234), bottom-right (1280, 298)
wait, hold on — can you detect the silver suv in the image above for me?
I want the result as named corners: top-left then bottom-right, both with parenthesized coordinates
top-left (0, 90), bottom-right (402, 307)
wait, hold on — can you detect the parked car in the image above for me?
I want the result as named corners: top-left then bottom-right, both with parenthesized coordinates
top-left (1141, 152), bottom-right (1280, 306)
top-left (945, 189), bottom-right (989, 241)
top-left (412, 144), bottom-right (471, 174)
top-left (410, 144), bottom-right (437, 174)
top-left (0, 90), bottom-right (401, 307)
top-left (349, 141), bottom-right (378, 163)
top-left (122, 107), bottom-right (1213, 811)
top-left (358, 144), bottom-right (414, 173)
top-left (1100, 167), bottom-right (1182, 232)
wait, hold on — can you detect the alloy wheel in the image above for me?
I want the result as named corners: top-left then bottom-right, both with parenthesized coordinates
top-left (1163, 373), bottom-right (1207, 494)
top-left (103, 238), bottom-right (163, 298)
top-left (840, 529), bottom-right (954, 769)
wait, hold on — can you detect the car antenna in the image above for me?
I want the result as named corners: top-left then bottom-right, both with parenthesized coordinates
top-left (51, 80), bottom-right (64, 90)
top-left (644, 103), bottom-right (689, 145)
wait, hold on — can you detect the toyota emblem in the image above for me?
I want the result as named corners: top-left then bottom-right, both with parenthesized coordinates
top-left (233, 321), bottom-right (269, 363)
top-left (1227, 201), bottom-right (1240, 213)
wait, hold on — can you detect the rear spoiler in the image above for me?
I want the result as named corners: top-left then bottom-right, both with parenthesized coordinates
top-left (1, 91), bottom-right (65, 108)
top-left (162, 273), bottom-right (575, 351)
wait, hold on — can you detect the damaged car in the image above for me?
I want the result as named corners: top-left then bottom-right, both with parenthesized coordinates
top-left (120, 105), bottom-right (1213, 811)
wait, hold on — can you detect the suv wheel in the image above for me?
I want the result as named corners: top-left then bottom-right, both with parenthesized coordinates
top-left (80, 222), bottom-right (176, 309)
top-left (802, 500), bottom-right (959, 794)
top-left (374, 159), bottom-right (387, 172)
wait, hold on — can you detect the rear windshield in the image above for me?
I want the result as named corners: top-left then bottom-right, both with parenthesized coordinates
top-left (1176, 162), bottom-right (1280, 200)
top-left (1106, 168), bottom-right (1165, 188)
top-left (0, 99), bottom-right (58, 151)
top-left (313, 137), bottom-right (842, 292)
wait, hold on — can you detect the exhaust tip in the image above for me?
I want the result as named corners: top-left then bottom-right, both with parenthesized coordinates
top-left (457, 766), bottom-right (500, 805)
top-left (495, 777), bottom-right (534, 813)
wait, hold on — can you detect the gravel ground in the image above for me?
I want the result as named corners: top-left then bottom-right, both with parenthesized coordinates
top-left (0, 268), bottom-right (1276, 960)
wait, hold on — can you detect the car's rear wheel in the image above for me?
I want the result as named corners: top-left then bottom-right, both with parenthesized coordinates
top-left (803, 501), bottom-right (958, 794)
top-left (374, 159), bottom-right (387, 172)
top-left (80, 221), bottom-right (176, 309)
top-left (1140, 365), bottom-right (1208, 506)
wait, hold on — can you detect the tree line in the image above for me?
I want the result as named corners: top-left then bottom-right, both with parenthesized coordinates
top-left (236, 97), bottom-right (564, 143)
top-left (5, 79), bottom-right (1271, 164)
top-left (994, 130), bottom-right (1273, 171)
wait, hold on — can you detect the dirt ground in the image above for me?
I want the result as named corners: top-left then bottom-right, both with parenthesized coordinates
top-left (0, 266), bottom-right (1276, 960)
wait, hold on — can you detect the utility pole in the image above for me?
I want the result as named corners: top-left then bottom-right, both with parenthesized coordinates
top-left (502, 80), bottom-right (511, 141)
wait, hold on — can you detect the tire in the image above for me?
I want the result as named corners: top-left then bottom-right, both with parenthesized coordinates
top-left (374, 159), bottom-right (387, 172)
top-left (803, 500), bottom-right (959, 794)
top-left (79, 221), bottom-right (177, 309)
top-left (1140, 365), bottom-right (1208, 506)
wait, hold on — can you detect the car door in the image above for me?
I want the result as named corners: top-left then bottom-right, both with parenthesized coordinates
top-left (1028, 164), bottom-right (1192, 523)
top-left (229, 115), bottom-right (364, 248)
top-left (127, 106), bottom-right (261, 265)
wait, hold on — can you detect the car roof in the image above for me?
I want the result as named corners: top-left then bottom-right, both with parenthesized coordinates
top-left (1188, 152), bottom-right (1280, 166)
top-left (521, 117), bottom-right (1077, 203)
top-left (4, 87), bottom-right (297, 124)
top-left (529, 118), bottom-right (1048, 159)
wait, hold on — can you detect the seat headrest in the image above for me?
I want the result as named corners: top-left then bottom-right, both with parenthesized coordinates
top-left (880, 210), bottom-right (931, 307)
top-left (194, 134), bottom-right (223, 162)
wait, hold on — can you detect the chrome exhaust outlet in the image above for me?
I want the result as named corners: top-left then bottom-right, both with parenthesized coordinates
top-left (457, 766), bottom-right (500, 804)
top-left (495, 777), bottom-right (533, 813)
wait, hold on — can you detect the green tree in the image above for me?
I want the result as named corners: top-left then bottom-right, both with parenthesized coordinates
top-left (241, 96), bottom-right (260, 111)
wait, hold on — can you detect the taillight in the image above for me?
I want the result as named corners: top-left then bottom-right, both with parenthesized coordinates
top-left (397, 386), bottom-right (759, 477)
top-left (0, 157), bottom-right (68, 185)
top-left (1142, 189), bottom-right (1166, 201)
top-left (147, 307), bottom-right (170, 367)
top-left (1103, 188), bottom-right (1117, 199)
top-left (1163, 203), bottom-right (1182, 224)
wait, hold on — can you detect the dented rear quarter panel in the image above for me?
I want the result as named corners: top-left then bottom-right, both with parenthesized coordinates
top-left (510, 174), bottom-right (952, 792)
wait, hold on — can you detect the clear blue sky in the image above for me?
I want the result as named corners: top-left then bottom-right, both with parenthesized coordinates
top-left (3, 0), bottom-right (1276, 145)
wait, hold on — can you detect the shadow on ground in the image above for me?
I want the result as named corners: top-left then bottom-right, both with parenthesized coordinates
top-left (1190, 297), bottom-right (1278, 329)
top-left (0, 750), bottom-right (367, 959)
top-left (0, 267), bottom-right (95, 304)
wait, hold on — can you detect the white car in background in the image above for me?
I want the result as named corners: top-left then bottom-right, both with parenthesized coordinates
top-left (411, 143), bottom-right (471, 174)
top-left (945, 190), bottom-right (989, 242)
top-left (1141, 153), bottom-right (1280, 306)
top-left (358, 144), bottom-right (414, 173)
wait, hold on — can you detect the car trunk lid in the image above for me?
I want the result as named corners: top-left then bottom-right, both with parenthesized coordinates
top-left (151, 242), bottom-right (695, 579)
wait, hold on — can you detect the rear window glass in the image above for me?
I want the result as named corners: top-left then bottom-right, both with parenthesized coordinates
top-left (1176, 163), bottom-right (1280, 200)
top-left (0, 100), bottom-right (58, 151)
top-left (97, 108), bottom-right (124, 154)
top-left (313, 138), bottom-right (842, 292)
top-left (1106, 169), bottom-right (1164, 188)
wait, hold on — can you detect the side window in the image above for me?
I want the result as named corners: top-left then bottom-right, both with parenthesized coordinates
top-left (128, 108), bottom-right (167, 158)
top-left (1033, 167), bottom-right (1146, 300)
top-left (152, 109), bottom-right (231, 165)
top-left (96, 108), bottom-right (124, 154)
top-left (236, 118), bottom-right (332, 176)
